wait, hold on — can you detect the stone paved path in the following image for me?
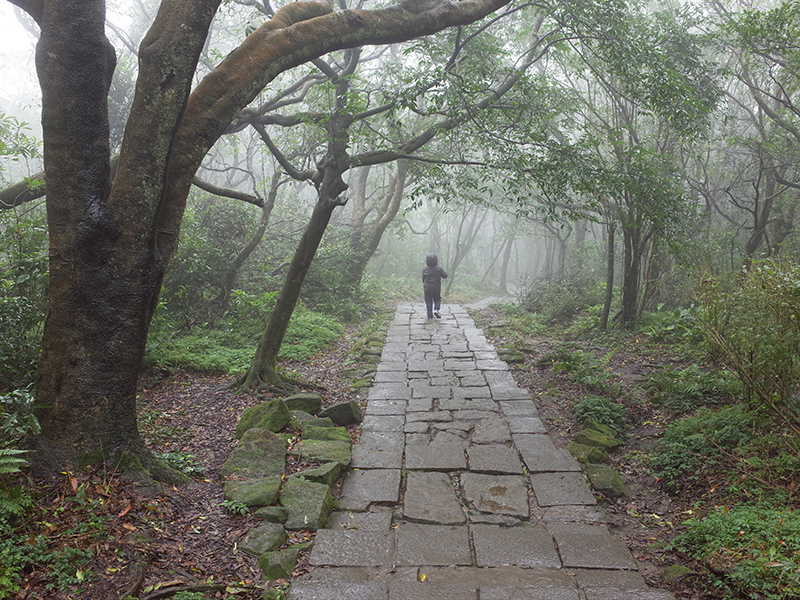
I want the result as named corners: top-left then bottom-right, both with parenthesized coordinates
top-left (289, 303), bottom-right (675, 600)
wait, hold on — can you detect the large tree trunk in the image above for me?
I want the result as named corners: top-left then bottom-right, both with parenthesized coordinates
top-left (33, 0), bottom-right (219, 475)
top-left (19, 0), bottom-right (515, 474)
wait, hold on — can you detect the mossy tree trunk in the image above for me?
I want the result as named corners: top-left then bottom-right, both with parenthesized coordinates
top-left (13, 0), bottom-right (515, 473)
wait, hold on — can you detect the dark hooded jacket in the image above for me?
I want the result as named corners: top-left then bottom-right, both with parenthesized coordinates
top-left (422, 253), bottom-right (448, 293)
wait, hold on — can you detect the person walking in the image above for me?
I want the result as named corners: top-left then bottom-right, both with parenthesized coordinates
top-left (422, 253), bottom-right (448, 319)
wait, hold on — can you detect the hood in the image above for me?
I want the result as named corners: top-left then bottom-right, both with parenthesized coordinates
top-left (425, 253), bottom-right (438, 267)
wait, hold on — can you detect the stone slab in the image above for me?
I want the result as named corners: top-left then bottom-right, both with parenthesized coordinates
top-left (407, 397), bottom-right (434, 412)
top-left (460, 473), bottom-right (529, 518)
top-left (351, 431), bottom-right (404, 469)
top-left (405, 445), bottom-right (467, 471)
top-left (309, 529), bottom-right (395, 567)
top-left (467, 445), bottom-right (523, 474)
top-left (404, 471), bottom-right (465, 524)
top-left (361, 415), bottom-right (405, 431)
top-left (471, 523), bottom-right (561, 568)
top-left (514, 434), bottom-right (581, 473)
top-left (395, 523), bottom-right (471, 566)
top-left (373, 371), bottom-right (409, 384)
top-left (499, 400), bottom-right (539, 417)
top-left (548, 523), bottom-right (637, 570)
top-left (328, 508), bottom-right (394, 531)
top-left (472, 418), bottom-right (513, 444)
top-left (289, 580), bottom-right (388, 600)
top-left (573, 569), bottom-right (675, 600)
top-left (368, 383), bottom-right (412, 401)
top-left (338, 468), bottom-right (401, 511)
top-left (508, 417), bottom-right (547, 434)
top-left (530, 472), bottom-right (596, 507)
top-left (438, 396), bottom-right (497, 411)
top-left (366, 400), bottom-right (408, 415)
top-left (387, 580), bottom-right (477, 600)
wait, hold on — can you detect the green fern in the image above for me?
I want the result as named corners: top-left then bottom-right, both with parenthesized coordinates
top-left (0, 449), bottom-right (28, 475)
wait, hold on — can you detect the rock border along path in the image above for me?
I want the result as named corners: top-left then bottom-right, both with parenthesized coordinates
top-left (289, 303), bottom-right (675, 600)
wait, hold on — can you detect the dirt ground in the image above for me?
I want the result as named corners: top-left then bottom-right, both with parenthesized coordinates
top-left (16, 309), bottom-right (716, 600)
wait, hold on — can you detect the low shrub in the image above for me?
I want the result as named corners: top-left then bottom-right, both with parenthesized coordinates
top-left (644, 364), bottom-right (740, 415)
top-left (672, 505), bottom-right (800, 600)
top-left (573, 395), bottom-right (627, 433)
top-left (648, 404), bottom-right (759, 492)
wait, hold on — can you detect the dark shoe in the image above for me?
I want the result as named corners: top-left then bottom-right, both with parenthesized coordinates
top-left (434, 310), bottom-right (441, 318)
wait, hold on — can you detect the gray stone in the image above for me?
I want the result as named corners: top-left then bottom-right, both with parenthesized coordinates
top-left (236, 399), bottom-right (292, 438)
top-left (328, 508), bottom-right (394, 531)
top-left (309, 529), bottom-right (394, 566)
top-left (319, 400), bottom-right (363, 426)
top-left (293, 462), bottom-right (341, 486)
top-left (388, 580), bottom-right (477, 600)
top-left (407, 397), bottom-right (434, 412)
top-left (361, 414), bottom-right (405, 431)
top-left (291, 410), bottom-right (316, 423)
top-left (471, 419), bottom-right (513, 445)
top-left (395, 523), bottom-right (471, 566)
top-left (224, 477), bottom-right (281, 507)
top-left (430, 430), bottom-right (469, 448)
top-left (405, 445), bottom-right (467, 471)
top-left (460, 473), bottom-right (529, 518)
top-left (530, 472), bottom-right (596, 506)
top-left (365, 400), bottom-right (407, 415)
top-left (548, 523), bottom-right (637, 570)
top-left (438, 396), bottom-right (497, 412)
top-left (586, 465), bottom-right (627, 498)
top-left (253, 506), bottom-right (288, 523)
top-left (541, 504), bottom-right (607, 523)
top-left (406, 411), bottom-right (452, 423)
top-left (507, 417), bottom-right (547, 434)
top-left (221, 428), bottom-right (286, 478)
top-left (499, 401), bottom-right (539, 417)
top-left (351, 431), bottom-right (404, 469)
top-left (489, 387), bottom-right (531, 401)
top-left (451, 386), bottom-right (493, 399)
top-left (373, 371), bottom-right (409, 383)
top-left (368, 383), bottom-right (411, 400)
top-left (404, 471), bottom-right (465, 524)
top-left (280, 477), bottom-right (335, 531)
top-left (292, 440), bottom-right (352, 467)
top-left (471, 523), bottom-right (561, 568)
top-left (574, 569), bottom-right (675, 600)
top-left (240, 523), bottom-right (286, 556)
top-left (404, 421), bottom-right (429, 434)
top-left (338, 468), bottom-right (401, 511)
top-left (283, 393), bottom-right (323, 415)
top-left (515, 434), bottom-right (581, 473)
top-left (467, 445), bottom-right (523, 474)
top-left (259, 546), bottom-right (299, 579)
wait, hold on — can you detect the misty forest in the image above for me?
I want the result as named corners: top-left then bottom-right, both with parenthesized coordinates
top-left (1, 0), bottom-right (799, 598)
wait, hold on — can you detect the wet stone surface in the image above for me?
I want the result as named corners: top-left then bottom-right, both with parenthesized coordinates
top-left (290, 302), bottom-right (669, 600)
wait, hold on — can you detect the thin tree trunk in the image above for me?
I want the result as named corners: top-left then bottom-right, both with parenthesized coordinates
top-left (599, 223), bottom-right (615, 331)
top-left (212, 176), bottom-right (280, 317)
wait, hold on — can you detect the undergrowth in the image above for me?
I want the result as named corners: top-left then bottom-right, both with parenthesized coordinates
top-left (672, 505), bottom-right (800, 600)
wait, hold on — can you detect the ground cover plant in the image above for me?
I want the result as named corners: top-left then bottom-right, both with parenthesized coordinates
top-left (479, 290), bottom-right (800, 600)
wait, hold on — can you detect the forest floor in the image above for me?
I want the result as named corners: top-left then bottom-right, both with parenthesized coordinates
top-left (17, 302), bottom-right (717, 600)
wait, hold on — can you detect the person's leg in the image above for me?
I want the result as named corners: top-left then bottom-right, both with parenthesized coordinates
top-left (424, 290), bottom-right (434, 319)
top-left (433, 292), bottom-right (441, 317)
